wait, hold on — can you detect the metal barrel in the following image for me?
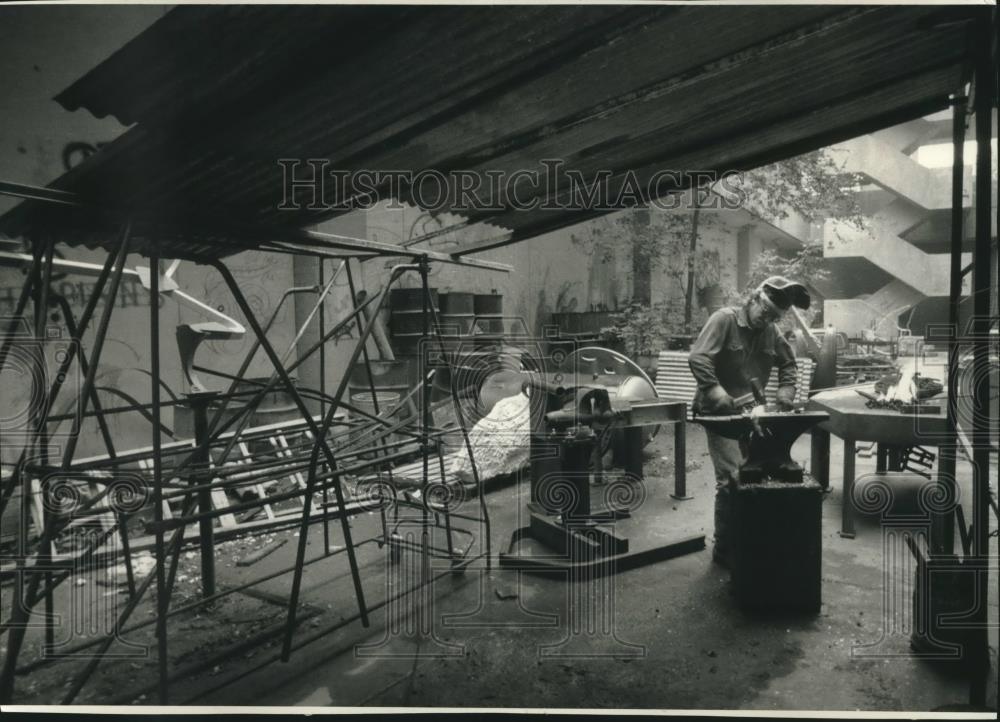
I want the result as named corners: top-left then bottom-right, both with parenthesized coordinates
top-left (390, 287), bottom-right (438, 309)
top-left (440, 292), bottom-right (475, 314)
top-left (437, 314), bottom-right (474, 335)
top-left (473, 293), bottom-right (502, 315)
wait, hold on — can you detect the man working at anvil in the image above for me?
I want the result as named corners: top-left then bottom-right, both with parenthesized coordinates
top-left (687, 275), bottom-right (812, 567)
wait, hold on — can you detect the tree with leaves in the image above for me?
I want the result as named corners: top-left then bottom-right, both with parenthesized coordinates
top-left (640, 148), bottom-right (867, 331)
top-left (573, 147), bottom-right (868, 357)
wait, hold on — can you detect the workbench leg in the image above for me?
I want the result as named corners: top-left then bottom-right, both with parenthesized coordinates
top-left (930, 445), bottom-right (957, 555)
top-left (810, 428), bottom-right (830, 491)
top-left (876, 444), bottom-right (888, 473)
top-left (671, 422), bottom-right (691, 500)
top-left (839, 438), bottom-right (857, 539)
top-left (887, 446), bottom-right (904, 472)
top-left (622, 426), bottom-right (644, 484)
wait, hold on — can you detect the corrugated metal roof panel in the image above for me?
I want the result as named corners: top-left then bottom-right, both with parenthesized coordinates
top-left (0, 4), bottom-right (986, 260)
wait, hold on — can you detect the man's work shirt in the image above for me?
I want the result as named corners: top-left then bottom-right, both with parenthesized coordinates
top-left (688, 305), bottom-right (797, 414)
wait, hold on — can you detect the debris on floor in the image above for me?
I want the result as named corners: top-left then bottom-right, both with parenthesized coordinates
top-left (236, 538), bottom-right (288, 567)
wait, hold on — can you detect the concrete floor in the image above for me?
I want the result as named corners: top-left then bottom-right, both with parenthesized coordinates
top-left (182, 424), bottom-right (998, 712)
top-left (5, 422), bottom-right (995, 711)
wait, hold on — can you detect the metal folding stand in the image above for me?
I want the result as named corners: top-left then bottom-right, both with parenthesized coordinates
top-left (376, 258), bottom-right (493, 572)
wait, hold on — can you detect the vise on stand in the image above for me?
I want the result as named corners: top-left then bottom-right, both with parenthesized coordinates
top-left (499, 374), bottom-right (705, 576)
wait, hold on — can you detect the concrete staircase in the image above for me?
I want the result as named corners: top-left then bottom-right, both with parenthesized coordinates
top-left (820, 119), bottom-right (976, 333)
top-left (823, 280), bottom-right (927, 339)
top-left (829, 131), bottom-right (972, 211)
top-left (822, 200), bottom-right (971, 298)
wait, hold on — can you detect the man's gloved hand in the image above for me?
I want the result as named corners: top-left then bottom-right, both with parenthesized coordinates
top-left (705, 384), bottom-right (736, 414)
top-left (775, 385), bottom-right (796, 411)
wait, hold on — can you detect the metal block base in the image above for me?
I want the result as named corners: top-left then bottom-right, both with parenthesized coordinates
top-left (530, 510), bottom-right (629, 557)
top-left (499, 510), bottom-right (705, 578)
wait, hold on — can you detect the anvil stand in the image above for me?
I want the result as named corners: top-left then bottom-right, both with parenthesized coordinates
top-left (500, 386), bottom-right (705, 576)
top-left (693, 407), bottom-right (830, 612)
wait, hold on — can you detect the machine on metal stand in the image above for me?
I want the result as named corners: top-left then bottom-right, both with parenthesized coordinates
top-left (694, 405), bottom-right (829, 613)
top-left (500, 377), bottom-right (704, 576)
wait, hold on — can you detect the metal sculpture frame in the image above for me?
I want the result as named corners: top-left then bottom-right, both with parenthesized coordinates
top-left (0, 199), bottom-right (506, 703)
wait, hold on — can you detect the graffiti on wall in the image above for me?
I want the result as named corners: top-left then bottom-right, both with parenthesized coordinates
top-left (0, 278), bottom-right (162, 315)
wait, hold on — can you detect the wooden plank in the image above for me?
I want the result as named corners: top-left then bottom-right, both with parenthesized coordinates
top-left (238, 441), bottom-right (276, 521)
top-left (211, 488), bottom-right (237, 528)
top-left (274, 432), bottom-right (307, 491)
top-left (28, 478), bottom-right (45, 535)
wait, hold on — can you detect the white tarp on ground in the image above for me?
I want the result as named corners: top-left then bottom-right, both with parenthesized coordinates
top-left (451, 391), bottom-right (531, 484)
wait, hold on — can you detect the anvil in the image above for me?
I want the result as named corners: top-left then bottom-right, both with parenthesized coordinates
top-left (693, 407), bottom-right (829, 483)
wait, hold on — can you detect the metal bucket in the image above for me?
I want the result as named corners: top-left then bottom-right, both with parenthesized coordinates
top-left (346, 376), bottom-right (411, 457)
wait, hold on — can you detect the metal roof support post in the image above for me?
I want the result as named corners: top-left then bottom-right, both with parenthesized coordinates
top-left (938, 92), bottom-right (968, 557)
top-left (967, 19), bottom-right (995, 708)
